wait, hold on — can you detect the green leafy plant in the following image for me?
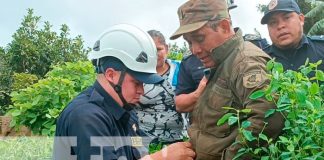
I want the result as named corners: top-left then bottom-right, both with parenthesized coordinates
top-left (0, 8), bottom-right (90, 115)
top-left (11, 73), bottom-right (38, 92)
top-left (7, 61), bottom-right (95, 136)
top-left (218, 59), bottom-right (324, 159)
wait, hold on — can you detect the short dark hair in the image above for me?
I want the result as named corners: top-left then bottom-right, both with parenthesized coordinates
top-left (147, 30), bottom-right (166, 45)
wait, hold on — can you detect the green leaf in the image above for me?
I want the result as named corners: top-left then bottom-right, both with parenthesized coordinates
top-left (249, 90), bottom-right (265, 100)
top-left (259, 133), bottom-right (268, 142)
top-left (242, 130), bottom-right (256, 142)
top-left (261, 156), bottom-right (270, 160)
top-left (241, 121), bottom-right (251, 128)
top-left (279, 136), bottom-right (289, 143)
top-left (266, 60), bottom-right (274, 71)
top-left (217, 113), bottom-right (234, 126)
top-left (11, 110), bottom-right (21, 117)
top-left (296, 89), bottom-right (307, 104)
top-left (265, 109), bottom-right (276, 118)
top-left (310, 83), bottom-right (320, 95)
top-left (316, 70), bottom-right (324, 81)
top-left (222, 106), bottom-right (235, 110)
top-left (241, 108), bottom-right (252, 113)
top-left (287, 144), bottom-right (295, 152)
top-left (274, 62), bottom-right (284, 73)
top-left (228, 116), bottom-right (238, 126)
top-left (29, 117), bottom-right (37, 124)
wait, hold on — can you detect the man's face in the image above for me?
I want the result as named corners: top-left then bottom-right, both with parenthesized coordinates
top-left (183, 24), bottom-right (225, 68)
top-left (153, 38), bottom-right (168, 68)
top-left (267, 11), bottom-right (304, 49)
top-left (121, 73), bottom-right (144, 105)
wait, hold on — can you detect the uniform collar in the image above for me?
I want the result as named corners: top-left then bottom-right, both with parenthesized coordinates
top-left (211, 28), bottom-right (244, 66)
top-left (90, 81), bottom-right (128, 121)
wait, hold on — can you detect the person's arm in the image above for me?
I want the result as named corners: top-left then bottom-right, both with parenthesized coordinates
top-left (175, 77), bottom-right (207, 112)
top-left (223, 57), bottom-right (284, 160)
top-left (141, 142), bottom-right (195, 160)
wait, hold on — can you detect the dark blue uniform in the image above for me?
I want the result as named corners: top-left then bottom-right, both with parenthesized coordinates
top-left (175, 54), bottom-right (204, 95)
top-left (264, 35), bottom-right (324, 71)
top-left (54, 81), bottom-right (147, 160)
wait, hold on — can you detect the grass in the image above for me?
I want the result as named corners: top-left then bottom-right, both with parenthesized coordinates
top-left (0, 136), bottom-right (53, 160)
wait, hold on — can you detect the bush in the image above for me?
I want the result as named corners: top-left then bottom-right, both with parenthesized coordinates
top-left (11, 73), bottom-right (38, 92)
top-left (0, 9), bottom-right (90, 115)
top-left (7, 61), bottom-right (96, 136)
top-left (218, 59), bottom-right (324, 159)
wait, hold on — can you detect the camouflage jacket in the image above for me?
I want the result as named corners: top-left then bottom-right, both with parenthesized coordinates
top-left (189, 29), bottom-right (284, 160)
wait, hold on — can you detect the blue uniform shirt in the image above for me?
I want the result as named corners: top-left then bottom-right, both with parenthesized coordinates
top-left (175, 54), bottom-right (204, 95)
top-left (54, 81), bottom-right (147, 160)
top-left (264, 35), bottom-right (324, 71)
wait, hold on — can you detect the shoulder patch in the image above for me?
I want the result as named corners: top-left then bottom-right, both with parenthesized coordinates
top-left (309, 35), bottom-right (324, 41)
top-left (243, 71), bottom-right (263, 88)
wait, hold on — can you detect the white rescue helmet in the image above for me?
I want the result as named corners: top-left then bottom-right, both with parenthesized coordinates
top-left (88, 24), bottom-right (163, 84)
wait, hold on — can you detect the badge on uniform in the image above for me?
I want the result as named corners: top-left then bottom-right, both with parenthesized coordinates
top-left (243, 71), bottom-right (263, 88)
top-left (131, 136), bottom-right (143, 147)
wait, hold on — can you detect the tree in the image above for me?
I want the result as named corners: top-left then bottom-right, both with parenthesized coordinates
top-left (168, 42), bottom-right (190, 60)
top-left (0, 8), bottom-right (91, 115)
top-left (257, 0), bottom-right (324, 35)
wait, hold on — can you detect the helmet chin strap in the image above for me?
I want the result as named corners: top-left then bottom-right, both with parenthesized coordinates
top-left (106, 69), bottom-right (135, 111)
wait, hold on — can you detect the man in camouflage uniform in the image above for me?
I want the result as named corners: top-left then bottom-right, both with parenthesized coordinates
top-left (170, 0), bottom-right (284, 159)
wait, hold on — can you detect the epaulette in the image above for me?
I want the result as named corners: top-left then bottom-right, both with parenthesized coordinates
top-left (309, 35), bottom-right (324, 41)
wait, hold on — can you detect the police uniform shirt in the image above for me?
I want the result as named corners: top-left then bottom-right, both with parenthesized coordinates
top-left (54, 81), bottom-right (146, 160)
top-left (264, 35), bottom-right (324, 71)
top-left (175, 54), bottom-right (204, 95)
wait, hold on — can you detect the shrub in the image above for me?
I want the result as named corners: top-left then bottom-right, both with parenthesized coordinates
top-left (218, 59), bottom-right (324, 159)
top-left (7, 61), bottom-right (95, 136)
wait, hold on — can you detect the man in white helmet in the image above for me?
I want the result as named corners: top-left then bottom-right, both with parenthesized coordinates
top-left (54, 24), bottom-right (195, 160)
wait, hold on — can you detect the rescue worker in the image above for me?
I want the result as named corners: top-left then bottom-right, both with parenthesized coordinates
top-left (54, 24), bottom-right (195, 160)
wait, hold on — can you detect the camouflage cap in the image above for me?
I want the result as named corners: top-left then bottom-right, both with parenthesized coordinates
top-left (170, 0), bottom-right (230, 40)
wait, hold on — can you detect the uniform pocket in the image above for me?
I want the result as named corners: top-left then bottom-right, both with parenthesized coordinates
top-left (203, 83), bottom-right (233, 138)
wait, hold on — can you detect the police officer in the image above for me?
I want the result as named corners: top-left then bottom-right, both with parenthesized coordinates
top-left (170, 0), bottom-right (284, 159)
top-left (261, 0), bottom-right (324, 72)
top-left (54, 24), bottom-right (195, 160)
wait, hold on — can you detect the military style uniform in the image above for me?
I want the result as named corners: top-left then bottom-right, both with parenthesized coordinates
top-left (175, 54), bottom-right (204, 95)
top-left (188, 29), bottom-right (284, 160)
top-left (264, 35), bottom-right (324, 72)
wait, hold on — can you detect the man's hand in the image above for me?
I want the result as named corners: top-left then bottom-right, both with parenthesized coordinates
top-left (193, 76), bottom-right (208, 99)
top-left (142, 142), bottom-right (195, 160)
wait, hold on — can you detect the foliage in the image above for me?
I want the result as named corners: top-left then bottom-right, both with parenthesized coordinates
top-left (218, 59), bottom-right (324, 159)
top-left (0, 49), bottom-right (12, 115)
top-left (0, 8), bottom-right (90, 115)
top-left (7, 61), bottom-right (96, 136)
top-left (305, 1), bottom-right (324, 35)
top-left (257, 0), bottom-right (324, 35)
top-left (11, 73), bottom-right (38, 92)
top-left (168, 42), bottom-right (190, 60)
top-left (0, 137), bottom-right (53, 160)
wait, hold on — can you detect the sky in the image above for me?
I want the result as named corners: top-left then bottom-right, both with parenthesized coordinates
top-left (0, 0), bottom-right (271, 49)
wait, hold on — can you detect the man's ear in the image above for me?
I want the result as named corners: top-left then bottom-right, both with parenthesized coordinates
top-left (104, 68), bottom-right (116, 82)
top-left (299, 13), bottom-right (305, 26)
top-left (218, 19), bottom-right (231, 33)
